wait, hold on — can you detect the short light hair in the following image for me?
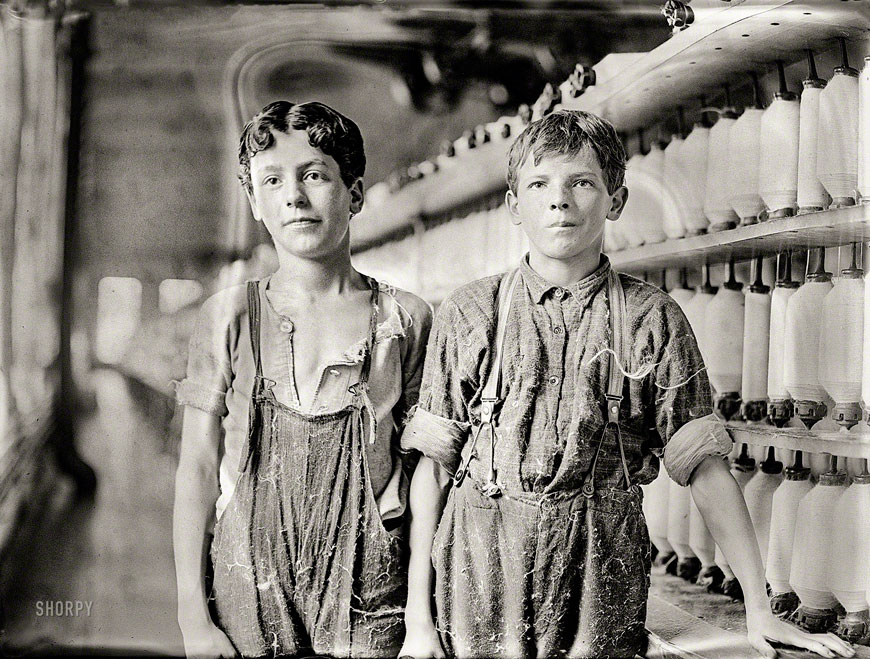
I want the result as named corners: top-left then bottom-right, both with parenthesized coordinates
top-left (507, 110), bottom-right (626, 194)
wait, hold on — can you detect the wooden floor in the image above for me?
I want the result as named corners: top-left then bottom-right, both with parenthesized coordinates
top-left (0, 369), bottom-right (184, 656)
top-left (0, 368), bottom-right (866, 657)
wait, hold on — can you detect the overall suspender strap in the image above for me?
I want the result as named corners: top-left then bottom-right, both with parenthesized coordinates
top-left (247, 281), bottom-right (264, 382)
top-left (481, 269), bottom-right (521, 419)
top-left (583, 269), bottom-right (633, 497)
top-left (453, 269), bottom-right (520, 488)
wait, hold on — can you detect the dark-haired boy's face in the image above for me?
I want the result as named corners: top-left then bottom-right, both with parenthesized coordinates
top-left (506, 145), bottom-right (626, 266)
top-left (247, 129), bottom-right (363, 261)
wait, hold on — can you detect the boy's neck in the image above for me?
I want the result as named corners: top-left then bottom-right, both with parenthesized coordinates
top-left (527, 247), bottom-right (605, 289)
top-left (270, 251), bottom-right (365, 297)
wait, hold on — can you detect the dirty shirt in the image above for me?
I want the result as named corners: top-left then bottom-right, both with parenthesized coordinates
top-left (176, 276), bottom-right (433, 530)
top-left (402, 255), bottom-right (732, 657)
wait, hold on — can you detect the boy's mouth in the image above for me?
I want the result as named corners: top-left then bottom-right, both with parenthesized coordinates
top-left (547, 221), bottom-right (577, 228)
top-left (283, 217), bottom-right (320, 227)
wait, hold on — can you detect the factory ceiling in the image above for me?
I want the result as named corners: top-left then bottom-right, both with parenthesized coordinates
top-left (69, 2), bottom-right (669, 276)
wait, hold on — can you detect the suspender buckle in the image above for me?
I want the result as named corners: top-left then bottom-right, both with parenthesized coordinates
top-left (480, 398), bottom-right (498, 424)
top-left (605, 393), bottom-right (623, 424)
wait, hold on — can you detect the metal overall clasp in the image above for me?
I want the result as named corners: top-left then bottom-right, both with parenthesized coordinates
top-left (453, 399), bottom-right (502, 497)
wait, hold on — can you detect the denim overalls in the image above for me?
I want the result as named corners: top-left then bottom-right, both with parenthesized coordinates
top-left (433, 269), bottom-right (650, 658)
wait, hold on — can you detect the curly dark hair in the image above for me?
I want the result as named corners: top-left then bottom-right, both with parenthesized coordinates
top-left (238, 100), bottom-right (366, 194)
top-left (507, 110), bottom-right (626, 195)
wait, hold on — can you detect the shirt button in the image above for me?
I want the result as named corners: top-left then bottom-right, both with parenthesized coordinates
top-left (279, 320), bottom-right (294, 333)
top-left (553, 326), bottom-right (563, 335)
top-left (553, 288), bottom-right (565, 300)
top-left (329, 368), bottom-right (340, 376)
top-left (549, 376), bottom-right (560, 386)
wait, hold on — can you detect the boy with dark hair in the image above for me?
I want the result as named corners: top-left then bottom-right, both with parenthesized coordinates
top-left (399, 110), bottom-right (854, 659)
top-left (173, 100), bottom-right (431, 658)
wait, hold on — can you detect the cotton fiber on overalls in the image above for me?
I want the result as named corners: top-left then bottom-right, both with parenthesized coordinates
top-left (209, 280), bottom-right (406, 657)
top-left (434, 269), bottom-right (650, 659)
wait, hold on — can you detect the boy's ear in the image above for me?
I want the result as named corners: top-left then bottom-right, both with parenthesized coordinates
top-left (505, 189), bottom-right (522, 226)
top-left (606, 185), bottom-right (628, 221)
top-left (349, 178), bottom-right (364, 216)
top-left (246, 188), bottom-right (262, 222)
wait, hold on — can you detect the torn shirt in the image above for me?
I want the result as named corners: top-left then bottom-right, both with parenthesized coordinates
top-left (402, 255), bottom-right (730, 493)
top-left (177, 276), bottom-right (432, 527)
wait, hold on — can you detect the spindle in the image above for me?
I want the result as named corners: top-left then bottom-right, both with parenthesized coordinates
top-left (705, 259), bottom-right (744, 420)
top-left (768, 253), bottom-right (800, 426)
top-left (669, 268), bottom-right (695, 308)
top-left (662, 107), bottom-right (689, 239)
top-left (784, 248), bottom-right (832, 428)
top-left (860, 57), bottom-right (870, 202)
top-left (817, 38), bottom-right (859, 208)
top-left (636, 136), bottom-right (667, 244)
top-left (681, 99), bottom-right (712, 235)
top-left (759, 60), bottom-right (800, 218)
top-left (767, 451), bottom-right (813, 617)
top-left (744, 447), bottom-right (783, 571)
top-left (729, 72), bottom-right (765, 225)
top-left (830, 463), bottom-right (870, 644)
top-left (742, 256), bottom-right (771, 421)
top-left (704, 85), bottom-right (739, 231)
top-left (819, 243), bottom-right (864, 427)
top-left (790, 466), bottom-right (849, 633)
top-left (643, 460), bottom-right (675, 562)
top-left (798, 50), bottom-right (830, 213)
top-left (684, 265), bottom-right (717, 368)
top-left (689, 495), bottom-right (722, 591)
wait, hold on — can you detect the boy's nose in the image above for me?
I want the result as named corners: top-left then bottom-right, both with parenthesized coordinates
top-left (285, 185), bottom-right (308, 208)
top-left (549, 201), bottom-right (570, 210)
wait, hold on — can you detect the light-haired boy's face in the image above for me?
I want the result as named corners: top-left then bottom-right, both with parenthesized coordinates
top-left (506, 144), bottom-right (626, 265)
top-left (246, 129), bottom-right (363, 261)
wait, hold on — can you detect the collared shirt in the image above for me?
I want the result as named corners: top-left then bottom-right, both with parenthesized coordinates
top-left (176, 277), bottom-right (432, 526)
top-left (402, 255), bottom-right (731, 492)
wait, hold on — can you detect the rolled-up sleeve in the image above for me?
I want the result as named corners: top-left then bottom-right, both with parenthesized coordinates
top-left (175, 292), bottom-right (235, 417)
top-left (663, 414), bottom-right (733, 486)
top-left (401, 407), bottom-right (469, 475)
top-left (650, 297), bottom-right (730, 486)
top-left (400, 294), bottom-right (479, 474)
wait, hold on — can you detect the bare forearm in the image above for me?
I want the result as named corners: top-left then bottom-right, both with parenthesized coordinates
top-left (689, 455), bottom-right (768, 613)
top-left (173, 461), bottom-right (218, 624)
top-left (405, 456), bottom-right (451, 627)
top-left (173, 409), bottom-right (222, 629)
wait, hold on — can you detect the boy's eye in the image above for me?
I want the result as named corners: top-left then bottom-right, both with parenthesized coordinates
top-left (528, 180), bottom-right (546, 189)
top-left (262, 175), bottom-right (281, 186)
top-left (574, 179), bottom-right (594, 188)
top-left (303, 170), bottom-right (326, 182)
